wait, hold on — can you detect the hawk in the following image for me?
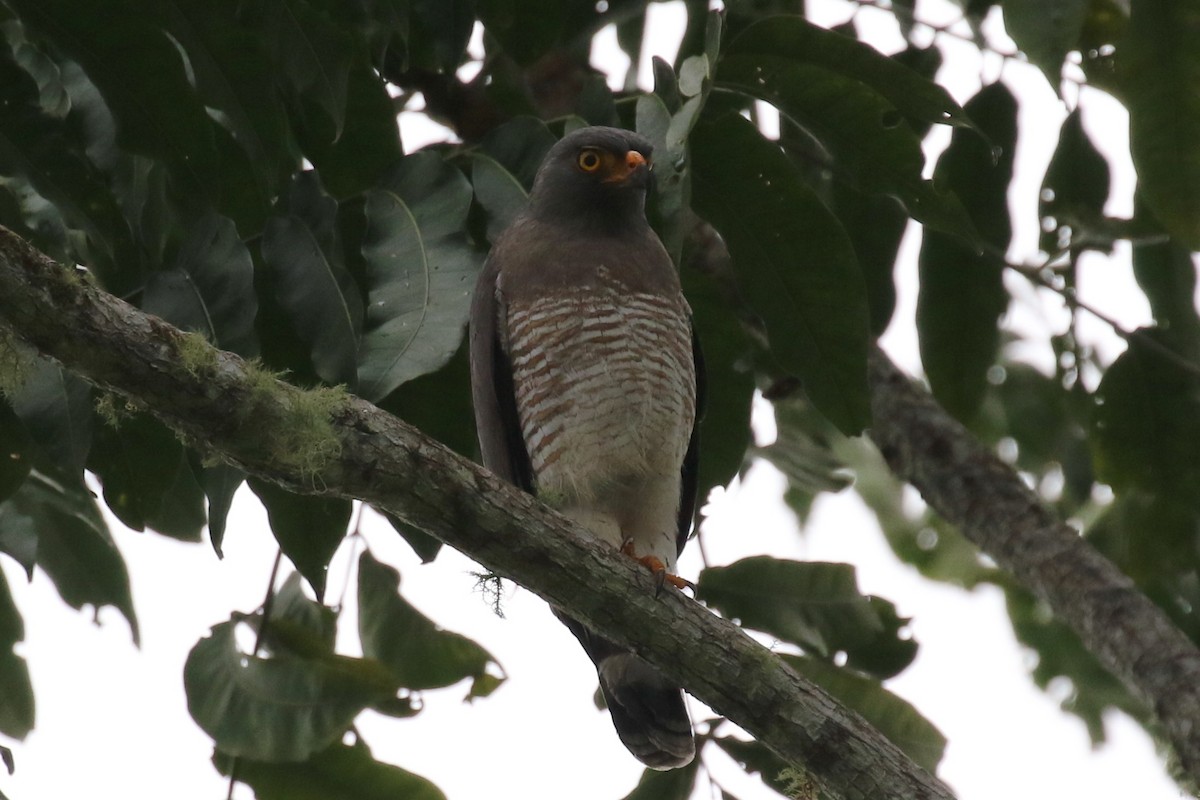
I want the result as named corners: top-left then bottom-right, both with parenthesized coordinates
top-left (469, 125), bottom-right (702, 769)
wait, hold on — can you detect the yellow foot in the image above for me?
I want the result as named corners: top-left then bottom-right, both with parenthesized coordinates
top-left (620, 539), bottom-right (696, 594)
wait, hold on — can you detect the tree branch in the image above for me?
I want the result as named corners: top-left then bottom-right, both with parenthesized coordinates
top-left (0, 227), bottom-right (953, 798)
top-left (867, 347), bottom-right (1200, 784)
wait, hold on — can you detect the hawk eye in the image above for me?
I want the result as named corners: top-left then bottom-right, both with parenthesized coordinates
top-left (577, 149), bottom-right (602, 172)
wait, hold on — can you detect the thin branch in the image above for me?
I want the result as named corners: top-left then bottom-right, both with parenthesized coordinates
top-left (0, 228), bottom-right (953, 799)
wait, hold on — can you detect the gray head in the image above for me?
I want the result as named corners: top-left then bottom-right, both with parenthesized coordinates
top-left (527, 126), bottom-right (655, 231)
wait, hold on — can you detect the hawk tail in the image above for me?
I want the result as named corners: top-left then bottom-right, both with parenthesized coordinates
top-left (555, 611), bottom-right (695, 770)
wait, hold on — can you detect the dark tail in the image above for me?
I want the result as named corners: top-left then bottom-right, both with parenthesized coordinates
top-left (555, 610), bottom-right (695, 770)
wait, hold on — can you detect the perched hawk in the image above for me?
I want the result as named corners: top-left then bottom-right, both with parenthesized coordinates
top-left (469, 126), bottom-right (702, 769)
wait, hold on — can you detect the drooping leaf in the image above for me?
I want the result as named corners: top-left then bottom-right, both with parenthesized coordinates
top-left (917, 82), bottom-right (1017, 423)
top-left (697, 557), bottom-right (916, 678)
top-left (0, 569), bottom-right (33, 740)
top-left (408, 0), bottom-right (475, 74)
top-left (87, 412), bottom-right (206, 541)
top-left (378, 335), bottom-right (476, 460)
top-left (358, 151), bottom-right (481, 402)
top-left (782, 654), bottom-right (946, 772)
top-left (1040, 109), bottom-right (1110, 255)
top-left (200, 463), bottom-right (245, 558)
top-left (478, 116), bottom-right (557, 191)
top-left (263, 571), bottom-right (339, 655)
top-left (7, 470), bottom-right (138, 642)
top-left (1130, 209), bottom-right (1200, 359)
top-left (0, 498), bottom-right (37, 578)
top-left (0, 403), bottom-right (32, 504)
top-left (471, 153), bottom-right (527, 244)
top-left (261, 171), bottom-right (363, 388)
top-left (714, 737), bottom-right (793, 796)
top-left (1001, 0), bottom-right (1088, 91)
top-left (477, 0), bottom-right (563, 66)
top-left (142, 213), bottom-right (260, 358)
top-left (248, 479), bottom-right (351, 602)
top-left (690, 112), bottom-right (871, 434)
top-left (759, 398), bottom-right (852, 518)
top-left (1123, 0), bottom-right (1200, 249)
top-left (357, 550), bottom-right (504, 697)
top-left (7, 359), bottom-right (92, 477)
top-left (1087, 491), bottom-right (1200, 582)
top-left (619, 756), bottom-right (700, 800)
top-left (184, 617), bottom-right (396, 762)
top-left (214, 737), bottom-right (447, 800)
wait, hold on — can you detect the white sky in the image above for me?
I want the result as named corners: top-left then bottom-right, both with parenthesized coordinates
top-left (1, 1), bottom-right (1191, 799)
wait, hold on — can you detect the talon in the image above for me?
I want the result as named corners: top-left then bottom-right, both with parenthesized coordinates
top-left (619, 542), bottom-right (695, 594)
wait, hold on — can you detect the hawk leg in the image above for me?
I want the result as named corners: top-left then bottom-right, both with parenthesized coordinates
top-left (619, 539), bottom-right (695, 593)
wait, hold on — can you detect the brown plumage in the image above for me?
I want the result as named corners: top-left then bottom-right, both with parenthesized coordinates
top-left (469, 125), bottom-right (702, 769)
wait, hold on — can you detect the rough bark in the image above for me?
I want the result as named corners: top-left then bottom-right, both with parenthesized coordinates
top-left (0, 231), bottom-right (952, 797)
top-left (867, 347), bottom-right (1200, 784)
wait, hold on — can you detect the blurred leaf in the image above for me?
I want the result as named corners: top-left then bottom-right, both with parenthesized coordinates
top-left (379, 335), bottom-right (476, 460)
top-left (8, 359), bottom-right (92, 477)
top-left (1092, 331), bottom-right (1200, 507)
top-left (358, 152), bottom-right (481, 401)
top-left (1087, 491), bottom-right (1200, 582)
top-left (199, 463), bottom-right (244, 558)
top-left (0, 569), bottom-right (33, 740)
top-left (1131, 210), bottom-right (1200, 359)
top-left (380, 511), bottom-right (443, 564)
top-left (471, 153), bottom-right (527, 244)
top-left (1123, 0), bottom-right (1200, 248)
top-left (7, 470), bottom-right (138, 642)
top-left (0, 44), bottom-right (139, 290)
top-left (697, 557), bottom-right (916, 678)
top-left (1002, 0), bottom-right (1088, 90)
top-left (142, 213), bottom-right (260, 358)
top-left (358, 550), bottom-right (503, 696)
top-left (0, 403), bottom-right (32, 504)
top-left (759, 399), bottom-right (852, 513)
top-left (478, 116), bottom-right (557, 191)
top-left (917, 83), bottom-right (1016, 423)
top-left (478, 0), bottom-right (563, 66)
top-left (184, 617), bottom-right (396, 761)
top-left (1039, 109), bottom-right (1110, 256)
top-left (265, 572), bottom-right (339, 654)
top-left (87, 412), bottom-right (206, 541)
top-left (713, 737), bottom-right (792, 795)
top-left (619, 757), bottom-right (700, 800)
top-left (782, 654), bottom-right (946, 772)
top-left (0, 497), bottom-right (37, 577)
top-left (214, 737), bottom-right (447, 800)
top-left (249, 479), bottom-right (351, 602)
top-left (409, 0), bottom-right (475, 73)
top-left (261, 171), bottom-right (363, 388)
top-left (691, 112), bottom-right (871, 435)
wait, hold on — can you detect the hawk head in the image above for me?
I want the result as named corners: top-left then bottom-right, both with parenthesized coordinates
top-left (528, 126), bottom-right (655, 229)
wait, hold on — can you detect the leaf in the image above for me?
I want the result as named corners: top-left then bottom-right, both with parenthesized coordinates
top-left (1131, 206), bottom-right (1200, 358)
top-left (358, 152), bottom-right (481, 401)
top-left (261, 171), bottom-right (363, 388)
top-left (377, 334), bottom-right (476, 460)
top-left (477, 0), bottom-right (563, 66)
top-left (408, 0), bottom-right (475, 74)
top-left (619, 757), bottom-right (700, 800)
top-left (782, 655), bottom-right (946, 772)
top-left (0, 402), bottom-right (32, 504)
top-left (249, 479), bottom-right (351, 602)
top-left (357, 550), bottom-right (504, 697)
top-left (1002, 0), bottom-right (1088, 91)
top-left (8, 469), bottom-right (138, 642)
top-left (0, 569), bottom-right (33, 740)
top-left (758, 398), bottom-right (852, 511)
top-left (0, 499), bottom-right (37, 578)
top-left (471, 116), bottom-right (555, 242)
top-left (690, 112), bottom-right (871, 435)
top-left (184, 617), bottom-right (396, 761)
top-left (917, 83), bottom-right (1017, 423)
top-left (214, 737), bottom-right (447, 800)
top-left (142, 213), bottom-right (260, 358)
top-left (470, 153), bottom-right (527, 244)
top-left (1123, 0), bottom-right (1200, 249)
top-left (199, 463), bottom-right (245, 558)
top-left (8, 358), bottom-right (93, 477)
top-left (713, 737), bottom-right (793, 796)
top-left (265, 572), bottom-right (339, 654)
top-left (1092, 330), bottom-right (1200, 507)
top-left (1040, 109), bottom-right (1111, 256)
top-left (697, 556), bottom-right (916, 678)
top-left (87, 412), bottom-right (206, 541)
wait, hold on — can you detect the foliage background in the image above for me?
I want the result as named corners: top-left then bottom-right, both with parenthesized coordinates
top-left (0, 0), bottom-right (1196, 798)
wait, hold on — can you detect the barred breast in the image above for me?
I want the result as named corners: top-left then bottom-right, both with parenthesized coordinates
top-left (505, 282), bottom-right (696, 516)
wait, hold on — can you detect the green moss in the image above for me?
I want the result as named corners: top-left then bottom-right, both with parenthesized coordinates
top-left (778, 768), bottom-right (817, 800)
top-left (176, 330), bottom-right (220, 378)
top-left (0, 327), bottom-right (35, 398)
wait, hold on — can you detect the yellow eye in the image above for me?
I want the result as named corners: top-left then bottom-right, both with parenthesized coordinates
top-left (577, 149), bottom-right (602, 172)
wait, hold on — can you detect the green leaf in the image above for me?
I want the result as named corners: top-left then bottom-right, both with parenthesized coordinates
top-left (143, 213), bottom-right (260, 358)
top-left (357, 550), bottom-right (504, 696)
top-left (478, 0), bottom-right (563, 66)
top-left (1092, 330), bottom-right (1200, 506)
top-left (215, 737), bottom-right (447, 800)
top-left (261, 171), bottom-right (363, 388)
top-left (1131, 208), bottom-right (1200, 358)
top-left (758, 398), bottom-right (852, 513)
top-left (8, 469), bottom-right (138, 642)
top-left (358, 152), bottom-right (481, 402)
top-left (0, 403), bottom-right (32, 504)
top-left (470, 153), bottom-right (527, 244)
top-left (619, 757), bottom-right (700, 800)
top-left (378, 334), bottom-right (476, 460)
top-left (0, 569), bottom-right (33, 740)
top-left (1087, 491), bottom-right (1200, 582)
top-left (782, 655), bottom-right (946, 772)
top-left (249, 479), bottom-right (351, 602)
top-left (8, 358), bottom-right (93, 477)
top-left (690, 112), bottom-right (871, 434)
top-left (713, 737), bottom-right (793, 796)
top-left (917, 83), bottom-right (1016, 423)
top-left (1002, 0), bottom-right (1088, 90)
top-left (408, 0), bottom-right (475, 74)
top-left (87, 412), bottom-right (205, 541)
top-left (200, 463), bottom-right (245, 558)
top-left (1123, 0), bottom-right (1200, 249)
top-left (265, 572), bottom-right (339, 654)
top-left (0, 497), bottom-right (37, 577)
top-left (697, 556), bottom-right (916, 678)
top-left (470, 116), bottom-right (555, 242)
top-left (184, 617), bottom-right (396, 761)
top-left (1040, 109), bottom-right (1110, 255)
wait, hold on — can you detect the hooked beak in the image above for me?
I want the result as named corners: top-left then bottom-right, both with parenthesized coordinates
top-left (603, 149), bottom-right (650, 183)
